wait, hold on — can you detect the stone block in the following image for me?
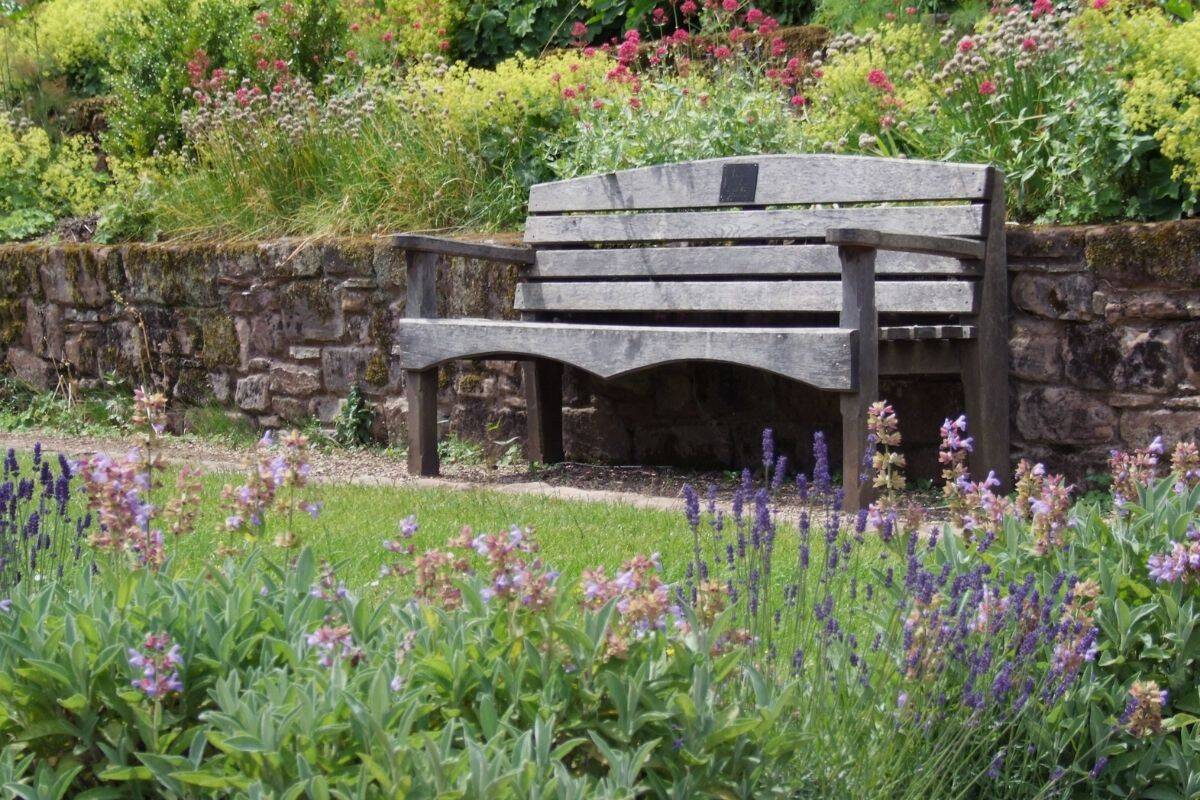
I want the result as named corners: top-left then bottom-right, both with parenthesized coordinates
top-left (311, 396), bottom-right (343, 423)
top-left (1006, 226), bottom-right (1087, 260)
top-left (278, 279), bottom-right (342, 342)
top-left (7, 347), bottom-right (54, 389)
top-left (1008, 317), bottom-right (1062, 382)
top-left (1085, 219), bottom-right (1200, 288)
top-left (1011, 272), bottom-right (1095, 321)
top-left (379, 396), bottom-right (408, 444)
top-left (321, 346), bottom-right (375, 394)
top-left (269, 362), bottom-right (322, 396)
top-left (1016, 386), bottom-right (1116, 444)
top-left (235, 374), bottom-right (270, 412)
top-left (1112, 327), bottom-right (1178, 394)
top-left (289, 346), bottom-right (322, 361)
top-left (209, 372), bottom-right (232, 404)
top-left (1120, 410), bottom-right (1200, 450)
top-left (563, 406), bottom-right (633, 463)
top-left (272, 395), bottom-right (310, 422)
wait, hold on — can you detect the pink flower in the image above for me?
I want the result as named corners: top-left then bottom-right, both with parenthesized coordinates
top-left (381, 30), bottom-right (394, 43)
top-left (722, 0), bottom-right (739, 11)
top-left (745, 7), bottom-right (764, 23)
top-left (867, 68), bottom-right (893, 92)
top-left (629, 96), bottom-right (642, 109)
top-left (1021, 37), bottom-right (1038, 51)
top-left (770, 36), bottom-right (787, 56)
top-left (885, 11), bottom-right (896, 19)
top-left (790, 94), bottom-right (807, 107)
top-left (1092, 0), bottom-right (1108, 8)
top-left (978, 80), bottom-right (997, 95)
top-left (958, 36), bottom-right (975, 53)
top-left (1032, 0), bottom-right (1053, 17)
top-left (681, 0), bottom-right (698, 13)
top-left (571, 21), bottom-right (588, 38)
top-left (906, 5), bottom-right (917, 14)
top-left (728, 26), bottom-right (746, 42)
top-left (713, 45), bottom-right (732, 59)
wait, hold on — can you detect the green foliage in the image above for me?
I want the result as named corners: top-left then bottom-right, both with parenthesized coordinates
top-left (0, 111), bottom-right (106, 241)
top-left (334, 384), bottom-right (375, 446)
top-left (102, 0), bottom-right (253, 157)
top-left (0, 547), bottom-right (795, 797)
top-left (1021, 479), bottom-right (1200, 796)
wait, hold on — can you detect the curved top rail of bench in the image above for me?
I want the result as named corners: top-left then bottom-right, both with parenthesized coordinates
top-left (528, 154), bottom-right (994, 213)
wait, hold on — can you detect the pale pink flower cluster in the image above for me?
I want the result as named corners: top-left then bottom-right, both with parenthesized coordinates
top-left (222, 430), bottom-right (321, 547)
top-left (78, 449), bottom-right (164, 568)
top-left (581, 553), bottom-right (674, 658)
top-left (1013, 460), bottom-right (1072, 556)
top-left (1109, 436), bottom-right (1164, 510)
top-left (128, 632), bottom-right (184, 700)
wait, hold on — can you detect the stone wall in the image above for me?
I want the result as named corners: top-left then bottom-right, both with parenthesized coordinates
top-left (2, 218), bottom-right (1199, 481)
top-left (1009, 219), bottom-right (1200, 481)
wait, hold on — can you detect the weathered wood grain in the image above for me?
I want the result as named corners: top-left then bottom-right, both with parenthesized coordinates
top-left (514, 280), bottom-right (978, 315)
top-left (838, 243), bottom-right (878, 511)
top-left (879, 324), bottom-right (976, 341)
top-left (395, 234), bottom-right (535, 265)
top-left (528, 155), bottom-right (991, 212)
top-left (531, 245), bottom-right (978, 278)
top-left (524, 206), bottom-right (985, 245)
top-left (395, 319), bottom-right (857, 390)
top-left (824, 228), bottom-right (986, 260)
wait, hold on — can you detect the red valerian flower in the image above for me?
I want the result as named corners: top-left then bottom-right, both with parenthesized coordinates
top-left (629, 96), bottom-right (642, 109)
top-left (652, 6), bottom-right (668, 23)
top-left (1032, 0), bottom-right (1053, 18)
top-left (958, 36), bottom-right (975, 52)
top-left (1021, 37), bottom-right (1038, 51)
top-left (867, 69), bottom-right (894, 92)
top-left (746, 7), bottom-right (764, 23)
top-left (382, 31), bottom-right (394, 43)
top-left (770, 37), bottom-right (787, 56)
top-left (681, 0), bottom-right (698, 14)
top-left (729, 26), bottom-right (746, 42)
top-left (713, 45), bottom-right (733, 59)
top-left (978, 80), bottom-right (997, 95)
top-left (1092, 0), bottom-right (1109, 8)
top-left (790, 94), bottom-right (807, 107)
top-left (571, 21), bottom-right (589, 38)
top-left (906, 5), bottom-right (917, 14)
top-left (438, 39), bottom-right (450, 51)
top-left (722, 0), bottom-right (739, 11)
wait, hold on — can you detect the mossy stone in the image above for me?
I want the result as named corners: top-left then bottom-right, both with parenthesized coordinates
top-left (1086, 220), bottom-right (1200, 288)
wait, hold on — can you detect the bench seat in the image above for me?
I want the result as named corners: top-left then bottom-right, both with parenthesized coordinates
top-left (396, 319), bottom-right (857, 391)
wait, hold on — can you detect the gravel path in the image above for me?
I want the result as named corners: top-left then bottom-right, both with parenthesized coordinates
top-left (0, 429), bottom-right (694, 512)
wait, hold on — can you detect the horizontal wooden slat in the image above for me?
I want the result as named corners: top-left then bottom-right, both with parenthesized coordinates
top-left (825, 228), bottom-right (987, 260)
top-left (528, 155), bottom-right (991, 212)
top-left (393, 234), bottom-right (533, 264)
top-left (879, 324), bottom-right (977, 341)
top-left (395, 319), bottom-right (857, 390)
top-left (523, 205), bottom-right (985, 245)
top-left (515, 280), bottom-right (978, 315)
top-left (532, 245), bottom-right (977, 279)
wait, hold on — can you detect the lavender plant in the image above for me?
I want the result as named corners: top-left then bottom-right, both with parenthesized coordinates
top-left (0, 444), bottom-right (91, 595)
top-left (679, 421), bottom-right (1107, 796)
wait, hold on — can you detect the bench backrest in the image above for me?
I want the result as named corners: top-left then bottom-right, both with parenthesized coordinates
top-left (519, 154), bottom-right (1002, 323)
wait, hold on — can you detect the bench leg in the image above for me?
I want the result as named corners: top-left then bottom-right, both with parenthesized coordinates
top-left (841, 387), bottom-right (877, 512)
top-left (961, 341), bottom-right (1010, 490)
top-left (405, 367), bottom-right (439, 477)
top-left (523, 359), bottom-right (564, 464)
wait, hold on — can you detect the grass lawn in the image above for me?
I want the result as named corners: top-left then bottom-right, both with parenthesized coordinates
top-left (87, 465), bottom-right (700, 589)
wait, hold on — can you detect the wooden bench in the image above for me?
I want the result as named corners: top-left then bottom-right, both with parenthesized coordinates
top-left (394, 155), bottom-right (1009, 508)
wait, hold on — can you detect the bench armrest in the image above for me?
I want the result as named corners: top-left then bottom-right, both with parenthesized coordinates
top-left (393, 233), bottom-right (534, 265)
top-left (825, 228), bottom-right (985, 261)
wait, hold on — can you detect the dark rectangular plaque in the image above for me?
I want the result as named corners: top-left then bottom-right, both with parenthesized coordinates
top-left (718, 163), bottom-right (759, 204)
